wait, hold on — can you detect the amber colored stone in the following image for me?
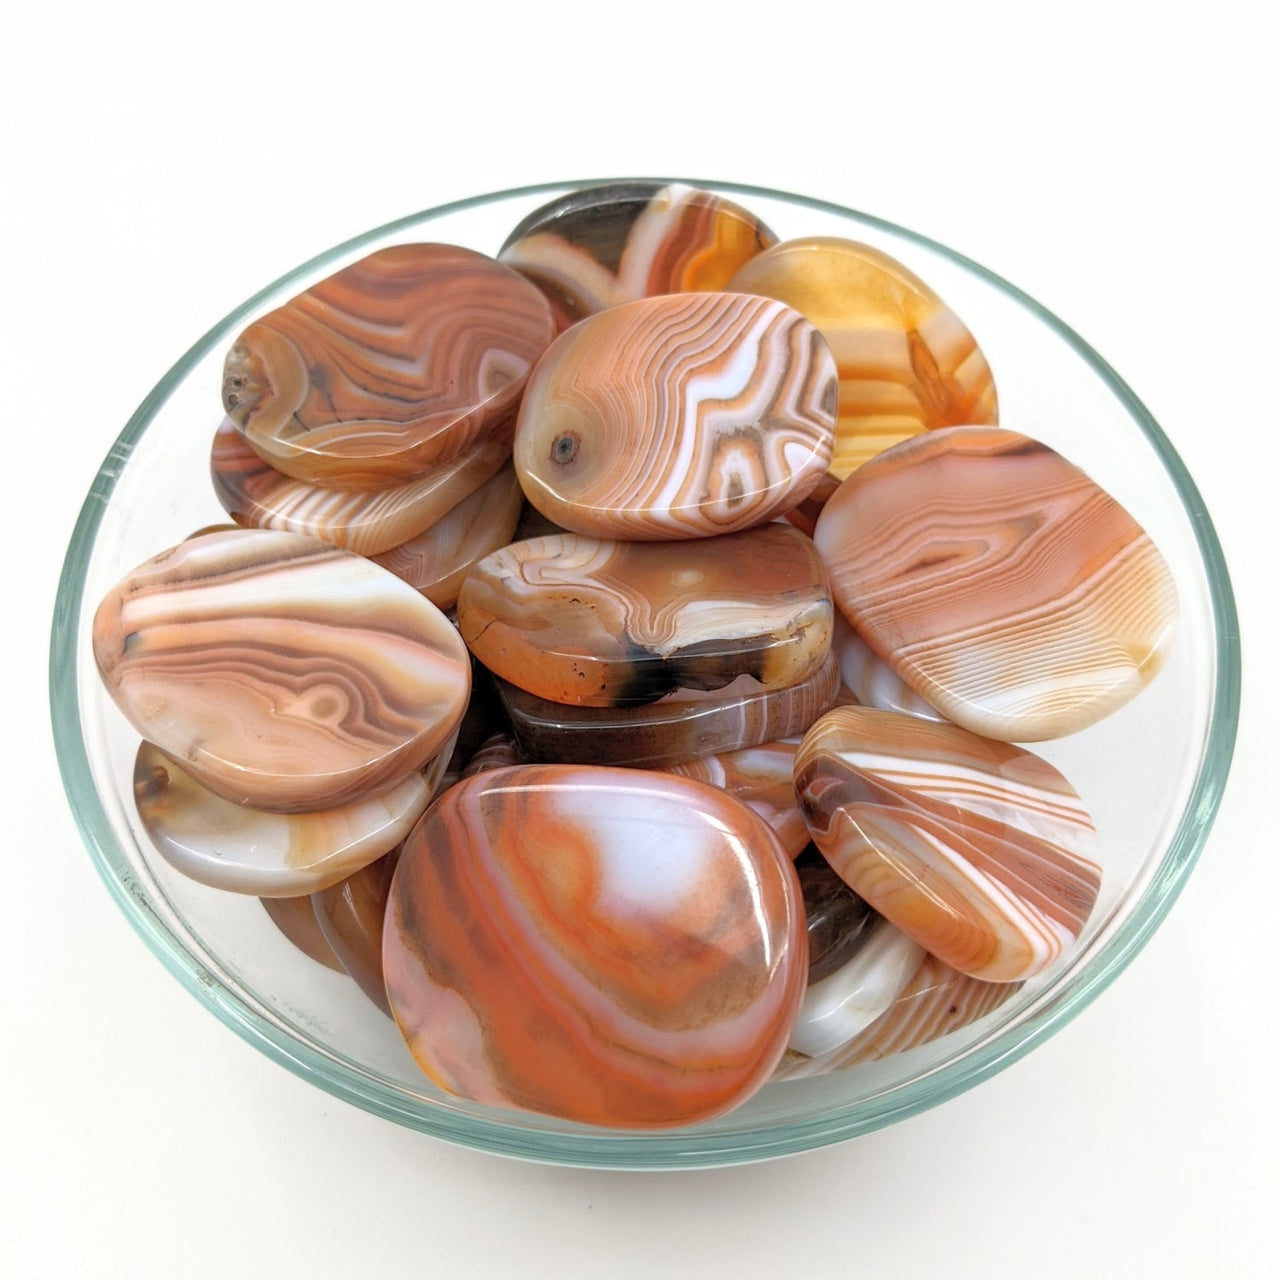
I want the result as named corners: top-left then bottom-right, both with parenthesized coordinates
top-left (729, 237), bottom-right (998, 478)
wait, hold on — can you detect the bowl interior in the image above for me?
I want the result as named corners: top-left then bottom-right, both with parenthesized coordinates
top-left (50, 180), bottom-right (1240, 1167)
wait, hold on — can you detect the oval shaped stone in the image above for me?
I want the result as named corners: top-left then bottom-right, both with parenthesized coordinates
top-left (496, 648), bottom-right (840, 769)
top-left (369, 464), bottom-right (523, 609)
top-left (498, 182), bottom-right (777, 329)
top-left (457, 524), bottom-right (832, 706)
top-left (222, 244), bottom-right (553, 489)
top-left (814, 427), bottom-right (1180, 741)
top-left (728, 237), bottom-right (998, 478)
top-left (383, 764), bottom-right (806, 1128)
top-left (514, 292), bottom-right (837, 540)
top-left (93, 529), bottom-right (471, 812)
top-left (665, 738), bottom-right (809, 859)
top-left (795, 707), bottom-right (1102, 983)
top-left (210, 416), bottom-right (514, 556)
top-left (313, 851), bottom-right (399, 1014)
top-left (133, 736), bottom-right (451, 895)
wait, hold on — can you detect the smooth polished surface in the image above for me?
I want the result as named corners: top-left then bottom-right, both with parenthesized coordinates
top-left (93, 530), bottom-right (470, 811)
top-left (260, 894), bottom-right (344, 972)
top-left (133, 740), bottom-right (444, 896)
top-left (457, 525), bottom-right (832, 706)
top-left (514, 291), bottom-right (837, 539)
top-left (223, 244), bottom-right (553, 488)
top-left (370, 464), bottom-right (523, 608)
top-left (498, 182), bottom-right (777, 328)
top-left (820, 952), bottom-right (1021, 1071)
top-left (665, 738), bottom-right (809, 858)
top-left (313, 852), bottom-right (399, 1014)
top-left (210, 416), bottom-right (513, 556)
top-left (51, 179), bottom-right (1240, 1173)
top-left (795, 845), bottom-right (878, 982)
top-left (497, 649), bottom-right (839, 768)
top-left (833, 613), bottom-right (944, 721)
top-left (785, 918), bottom-right (924, 1058)
top-left (815, 427), bottom-right (1180, 741)
top-left (796, 707), bottom-right (1102, 981)
top-left (22, 37), bottom-right (1269, 1272)
top-left (383, 765), bottom-right (806, 1127)
top-left (729, 236), bottom-right (998, 477)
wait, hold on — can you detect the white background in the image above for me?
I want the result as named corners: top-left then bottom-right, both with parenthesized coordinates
top-left (4, 3), bottom-right (1276, 1276)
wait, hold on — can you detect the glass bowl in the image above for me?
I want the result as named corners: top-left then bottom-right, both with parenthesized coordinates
top-left (49, 180), bottom-right (1240, 1168)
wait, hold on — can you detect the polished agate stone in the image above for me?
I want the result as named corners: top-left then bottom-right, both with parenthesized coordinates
top-left (833, 613), bottom-right (943, 722)
top-left (457, 525), bottom-right (832, 706)
top-left (497, 649), bottom-right (839, 769)
top-left (498, 182), bottom-right (777, 329)
top-left (210, 417), bottom-right (513, 557)
top-left (795, 846), bottom-right (877, 982)
top-left (787, 918), bottom-right (924, 1058)
top-left (666, 738), bottom-right (808, 859)
top-left (460, 731), bottom-right (520, 777)
top-left (261, 894), bottom-right (344, 971)
top-left (93, 530), bottom-right (471, 811)
top-left (728, 237), bottom-right (998, 478)
top-left (795, 707), bottom-right (1102, 982)
top-left (313, 852), bottom-right (399, 1014)
top-left (514, 292), bottom-right (837, 540)
top-left (814, 427), bottom-right (1180, 741)
top-left (775, 952), bottom-right (1020, 1080)
top-left (370, 464), bottom-right (523, 608)
top-left (133, 737), bottom-right (450, 895)
top-left (223, 244), bottom-right (553, 489)
top-left (383, 765), bottom-right (806, 1127)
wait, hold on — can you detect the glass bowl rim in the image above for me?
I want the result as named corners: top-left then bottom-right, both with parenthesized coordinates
top-left (49, 177), bottom-right (1242, 1168)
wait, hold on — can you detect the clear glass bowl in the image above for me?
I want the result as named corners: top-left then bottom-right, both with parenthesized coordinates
top-left (49, 180), bottom-right (1240, 1168)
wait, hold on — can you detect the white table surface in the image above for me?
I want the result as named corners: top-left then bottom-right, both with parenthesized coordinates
top-left (5, 4), bottom-right (1276, 1275)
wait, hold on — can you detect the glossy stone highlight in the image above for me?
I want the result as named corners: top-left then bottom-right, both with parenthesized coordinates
top-left (775, 952), bottom-right (1021, 1080)
top-left (814, 427), bottom-right (1179, 741)
top-left (457, 525), bottom-right (832, 706)
top-left (497, 649), bottom-right (840, 769)
top-left (223, 244), bottom-right (553, 488)
top-left (514, 292), bottom-right (837, 540)
top-left (370, 463), bottom-right (523, 610)
top-left (383, 765), bottom-right (807, 1128)
top-left (666, 739), bottom-right (809, 859)
top-left (498, 182), bottom-right (777, 328)
top-left (133, 738), bottom-right (450, 895)
top-left (786, 918), bottom-right (924, 1058)
top-left (93, 530), bottom-right (471, 812)
top-left (795, 707), bottom-right (1102, 982)
top-left (211, 417), bottom-right (514, 557)
top-left (728, 237), bottom-right (997, 477)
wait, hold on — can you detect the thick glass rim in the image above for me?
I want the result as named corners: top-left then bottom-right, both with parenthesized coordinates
top-left (49, 178), bottom-right (1241, 1168)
